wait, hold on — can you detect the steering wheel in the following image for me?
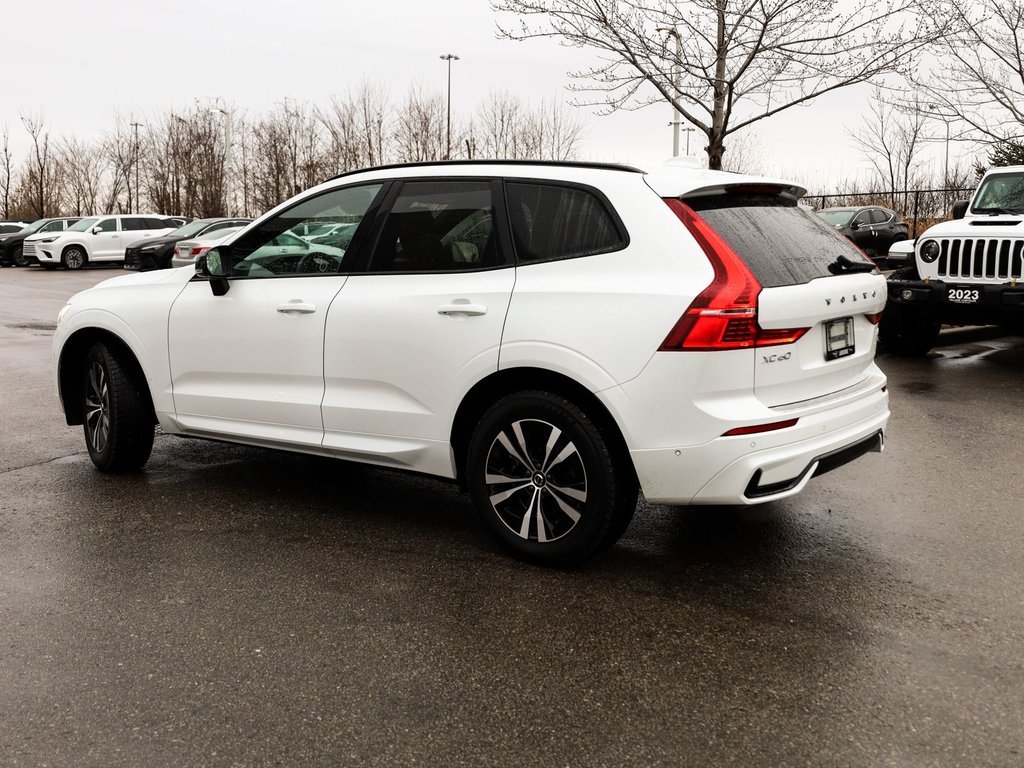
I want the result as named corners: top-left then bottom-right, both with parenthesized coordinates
top-left (296, 250), bottom-right (344, 275)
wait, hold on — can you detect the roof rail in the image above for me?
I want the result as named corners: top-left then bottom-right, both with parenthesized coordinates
top-left (325, 159), bottom-right (645, 182)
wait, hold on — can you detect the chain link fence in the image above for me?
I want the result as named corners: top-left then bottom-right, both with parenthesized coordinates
top-left (807, 187), bottom-right (976, 237)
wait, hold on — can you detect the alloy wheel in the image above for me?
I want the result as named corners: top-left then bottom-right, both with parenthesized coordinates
top-left (483, 418), bottom-right (588, 543)
top-left (84, 361), bottom-right (110, 454)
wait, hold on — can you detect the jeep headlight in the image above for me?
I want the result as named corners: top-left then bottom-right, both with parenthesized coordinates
top-left (920, 239), bottom-right (940, 262)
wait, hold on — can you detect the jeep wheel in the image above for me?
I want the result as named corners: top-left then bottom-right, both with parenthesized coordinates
top-left (880, 302), bottom-right (940, 357)
top-left (83, 342), bottom-right (155, 473)
top-left (467, 391), bottom-right (637, 566)
top-left (62, 246), bottom-right (87, 270)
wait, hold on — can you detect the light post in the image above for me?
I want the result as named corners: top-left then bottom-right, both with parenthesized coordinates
top-left (440, 53), bottom-right (460, 160)
top-left (657, 27), bottom-right (684, 156)
top-left (130, 121), bottom-right (143, 212)
top-left (211, 105), bottom-right (233, 217)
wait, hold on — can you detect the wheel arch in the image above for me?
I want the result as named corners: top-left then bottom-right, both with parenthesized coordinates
top-left (61, 242), bottom-right (88, 262)
top-left (450, 366), bottom-right (634, 486)
top-left (58, 328), bottom-right (156, 426)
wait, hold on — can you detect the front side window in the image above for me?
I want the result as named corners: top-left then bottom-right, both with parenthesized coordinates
top-left (368, 180), bottom-right (498, 272)
top-left (95, 218), bottom-right (117, 232)
top-left (851, 210), bottom-right (871, 227)
top-left (505, 182), bottom-right (625, 263)
top-left (226, 184), bottom-right (383, 278)
top-left (42, 220), bottom-right (64, 232)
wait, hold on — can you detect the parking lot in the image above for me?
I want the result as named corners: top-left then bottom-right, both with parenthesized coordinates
top-left (2, 266), bottom-right (1022, 766)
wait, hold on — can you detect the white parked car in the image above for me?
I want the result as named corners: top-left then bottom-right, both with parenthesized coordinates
top-left (53, 161), bottom-right (890, 564)
top-left (169, 227), bottom-right (245, 268)
top-left (35, 215), bottom-right (175, 270)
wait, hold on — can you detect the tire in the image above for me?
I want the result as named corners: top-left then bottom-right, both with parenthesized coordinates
top-left (82, 342), bottom-right (155, 473)
top-left (62, 246), bottom-right (87, 270)
top-left (11, 244), bottom-right (29, 267)
top-left (879, 301), bottom-right (940, 356)
top-left (466, 391), bottom-right (638, 566)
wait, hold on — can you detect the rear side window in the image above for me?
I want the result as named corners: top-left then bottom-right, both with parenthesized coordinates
top-left (121, 218), bottom-right (146, 231)
top-left (689, 197), bottom-right (874, 288)
top-left (870, 209), bottom-right (889, 225)
top-left (506, 182), bottom-right (625, 263)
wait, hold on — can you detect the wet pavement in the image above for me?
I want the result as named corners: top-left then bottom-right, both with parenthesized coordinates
top-left (1, 266), bottom-right (1022, 767)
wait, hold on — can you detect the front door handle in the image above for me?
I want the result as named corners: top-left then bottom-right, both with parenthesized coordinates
top-left (438, 302), bottom-right (487, 316)
top-left (277, 301), bottom-right (317, 314)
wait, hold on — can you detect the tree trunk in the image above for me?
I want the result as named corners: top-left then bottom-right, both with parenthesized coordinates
top-left (708, 135), bottom-right (725, 170)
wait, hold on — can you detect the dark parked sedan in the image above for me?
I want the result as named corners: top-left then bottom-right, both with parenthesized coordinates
top-left (123, 217), bottom-right (251, 271)
top-left (816, 206), bottom-right (909, 263)
top-left (0, 217), bottom-right (81, 267)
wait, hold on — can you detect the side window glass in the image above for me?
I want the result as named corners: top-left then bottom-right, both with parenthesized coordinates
top-left (369, 181), bottom-right (496, 272)
top-left (852, 211), bottom-right (870, 226)
top-left (506, 182), bottom-right (625, 262)
top-left (122, 218), bottom-right (145, 231)
top-left (42, 220), bottom-right (63, 232)
top-left (871, 209), bottom-right (889, 225)
top-left (228, 184), bottom-right (382, 278)
top-left (96, 218), bottom-right (117, 232)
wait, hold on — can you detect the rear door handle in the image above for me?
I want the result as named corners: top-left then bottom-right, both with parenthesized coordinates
top-left (438, 303), bottom-right (487, 316)
top-left (277, 301), bottom-right (317, 314)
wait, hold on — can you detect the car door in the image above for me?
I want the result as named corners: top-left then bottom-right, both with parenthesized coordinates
top-left (166, 183), bottom-right (386, 449)
top-left (88, 217), bottom-right (121, 261)
top-left (320, 178), bottom-right (515, 477)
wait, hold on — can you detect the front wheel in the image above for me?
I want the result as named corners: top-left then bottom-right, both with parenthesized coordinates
top-left (82, 342), bottom-right (155, 472)
top-left (467, 391), bottom-right (637, 566)
top-left (62, 246), bottom-right (87, 270)
top-left (11, 244), bottom-right (29, 267)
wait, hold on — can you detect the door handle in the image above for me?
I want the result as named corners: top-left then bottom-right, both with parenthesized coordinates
top-left (276, 301), bottom-right (317, 314)
top-left (438, 302), bottom-right (487, 316)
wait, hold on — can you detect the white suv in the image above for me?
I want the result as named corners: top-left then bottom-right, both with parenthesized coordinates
top-left (35, 215), bottom-right (174, 270)
top-left (53, 161), bottom-right (890, 564)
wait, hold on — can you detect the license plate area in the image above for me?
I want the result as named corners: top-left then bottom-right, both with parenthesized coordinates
top-left (947, 286), bottom-right (981, 304)
top-left (824, 316), bottom-right (855, 361)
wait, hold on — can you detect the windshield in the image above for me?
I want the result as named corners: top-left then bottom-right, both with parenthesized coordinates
top-left (816, 210), bottom-right (854, 226)
top-left (168, 219), bottom-right (216, 239)
top-left (22, 220), bottom-right (49, 234)
top-left (971, 172), bottom-right (1024, 214)
top-left (67, 218), bottom-right (99, 232)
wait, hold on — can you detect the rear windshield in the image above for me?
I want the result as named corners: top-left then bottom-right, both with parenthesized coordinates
top-left (687, 196), bottom-right (874, 287)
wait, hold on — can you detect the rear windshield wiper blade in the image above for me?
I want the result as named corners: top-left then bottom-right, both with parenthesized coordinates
top-left (827, 254), bottom-right (876, 275)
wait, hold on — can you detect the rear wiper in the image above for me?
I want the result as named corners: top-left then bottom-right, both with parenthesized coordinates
top-left (828, 254), bottom-right (876, 274)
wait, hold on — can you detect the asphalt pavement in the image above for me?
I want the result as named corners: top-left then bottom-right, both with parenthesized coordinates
top-left (1, 266), bottom-right (1022, 767)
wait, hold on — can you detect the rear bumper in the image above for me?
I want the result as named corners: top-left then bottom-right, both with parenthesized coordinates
top-left (626, 383), bottom-right (889, 505)
top-left (888, 278), bottom-right (1024, 324)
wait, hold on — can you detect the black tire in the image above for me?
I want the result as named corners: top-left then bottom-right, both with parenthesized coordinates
top-left (82, 342), bottom-right (155, 473)
top-left (62, 246), bottom-right (87, 270)
top-left (466, 391), bottom-right (638, 566)
top-left (879, 302), bottom-right (940, 356)
top-left (11, 244), bottom-right (30, 267)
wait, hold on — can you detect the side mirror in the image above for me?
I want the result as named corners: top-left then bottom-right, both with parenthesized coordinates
top-left (196, 246), bottom-right (232, 296)
top-left (91, 226), bottom-right (102, 235)
top-left (849, 221), bottom-right (860, 231)
top-left (951, 200), bottom-right (969, 220)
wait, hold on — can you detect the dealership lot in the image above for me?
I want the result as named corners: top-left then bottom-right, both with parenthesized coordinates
top-left (2, 267), bottom-right (1023, 766)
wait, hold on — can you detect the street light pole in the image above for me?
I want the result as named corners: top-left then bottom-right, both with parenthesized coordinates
top-left (130, 121), bottom-right (143, 212)
top-left (440, 53), bottom-right (460, 160)
top-left (657, 28), bottom-right (683, 156)
top-left (212, 105), bottom-right (233, 217)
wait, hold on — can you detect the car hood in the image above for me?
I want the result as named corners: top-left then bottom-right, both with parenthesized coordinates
top-left (89, 265), bottom-right (195, 292)
top-left (923, 217), bottom-right (1024, 238)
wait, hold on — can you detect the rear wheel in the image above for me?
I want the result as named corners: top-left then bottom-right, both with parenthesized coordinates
top-left (82, 342), bottom-right (154, 472)
top-left (880, 302), bottom-right (940, 356)
top-left (467, 391), bottom-right (637, 566)
top-left (62, 246), bottom-right (87, 270)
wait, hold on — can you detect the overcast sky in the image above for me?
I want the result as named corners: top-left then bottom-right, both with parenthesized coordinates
top-left (3, 0), bottom-right (971, 191)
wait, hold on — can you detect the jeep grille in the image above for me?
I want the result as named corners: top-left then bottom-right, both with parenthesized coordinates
top-left (935, 238), bottom-right (1024, 280)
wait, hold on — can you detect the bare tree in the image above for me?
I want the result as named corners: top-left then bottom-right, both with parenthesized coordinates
top-left (58, 137), bottom-right (108, 215)
top-left (318, 82), bottom-right (391, 173)
top-left (0, 126), bottom-right (13, 218)
top-left (921, 0), bottom-right (1024, 145)
top-left (494, 0), bottom-right (944, 169)
top-left (394, 87), bottom-right (446, 163)
top-left (849, 89), bottom-right (928, 208)
top-left (20, 113), bottom-right (59, 217)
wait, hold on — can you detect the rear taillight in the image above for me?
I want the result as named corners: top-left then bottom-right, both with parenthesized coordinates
top-left (173, 246), bottom-right (181, 256)
top-left (190, 247), bottom-right (210, 257)
top-left (660, 200), bottom-right (809, 351)
top-left (865, 311), bottom-right (883, 325)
